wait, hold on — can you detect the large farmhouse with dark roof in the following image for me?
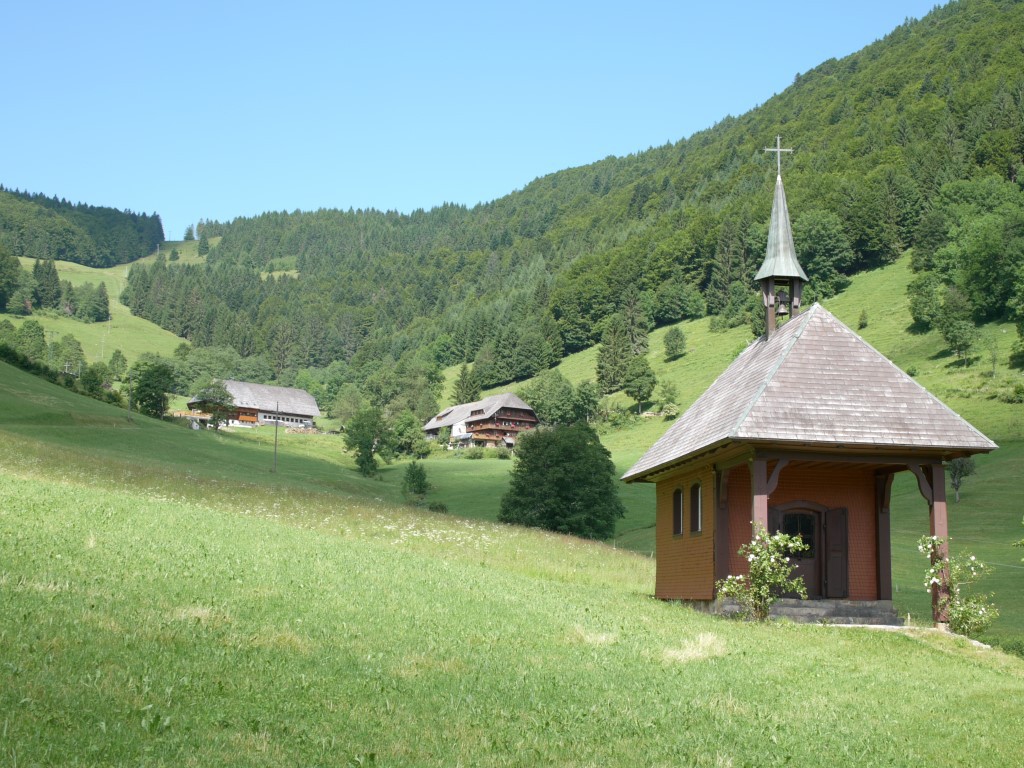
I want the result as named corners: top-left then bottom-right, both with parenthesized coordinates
top-left (422, 393), bottom-right (538, 448)
top-left (186, 380), bottom-right (320, 428)
top-left (624, 139), bottom-right (997, 626)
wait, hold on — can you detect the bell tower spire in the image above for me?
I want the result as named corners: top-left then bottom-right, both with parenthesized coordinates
top-left (755, 135), bottom-right (808, 337)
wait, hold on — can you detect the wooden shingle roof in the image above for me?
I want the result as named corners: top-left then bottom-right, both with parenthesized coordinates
top-left (422, 392), bottom-right (535, 432)
top-left (219, 380), bottom-right (320, 418)
top-left (623, 304), bottom-right (996, 482)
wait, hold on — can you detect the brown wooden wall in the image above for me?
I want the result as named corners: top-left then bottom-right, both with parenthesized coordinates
top-left (770, 465), bottom-right (879, 600)
top-left (654, 465), bottom-right (716, 600)
top-left (724, 462), bottom-right (880, 600)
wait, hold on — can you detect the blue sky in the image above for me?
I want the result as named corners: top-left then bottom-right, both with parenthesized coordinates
top-left (2, 1), bottom-right (940, 242)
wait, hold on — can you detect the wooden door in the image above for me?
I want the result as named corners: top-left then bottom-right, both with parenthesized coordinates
top-left (780, 511), bottom-right (822, 598)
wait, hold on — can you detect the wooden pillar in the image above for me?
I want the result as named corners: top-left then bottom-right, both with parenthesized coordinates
top-left (714, 468), bottom-right (731, 584)
top-left (927, 463), bottom-right (950, 624)
top-left (750, 459), bottom-right (769, 533)
top-left (761, 278), bottom-right (776, 336)
top-left (875, 472), bottom-right (894, 601)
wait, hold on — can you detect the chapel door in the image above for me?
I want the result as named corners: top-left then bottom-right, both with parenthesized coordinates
top-left (780, 511), bottom-right (822, 599)
top-left (770, 505), bottom-right (848, 599)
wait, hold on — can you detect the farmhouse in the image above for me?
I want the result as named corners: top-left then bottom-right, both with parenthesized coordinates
top-left (422, 392), bottom-right (539, 448)
top-left (623, 140), bottom-right (997, 626)
top-left (186, 380), bottom-right (320, 428)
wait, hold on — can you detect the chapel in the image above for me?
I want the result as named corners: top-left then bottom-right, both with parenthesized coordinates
top-left (622, 138), bottom-right (997, 624)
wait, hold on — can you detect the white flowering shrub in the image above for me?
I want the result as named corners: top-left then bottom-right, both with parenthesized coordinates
top-left (918, 535), bottom-right (998, 637)
top-left (715, 524), bottom-right (808, 622)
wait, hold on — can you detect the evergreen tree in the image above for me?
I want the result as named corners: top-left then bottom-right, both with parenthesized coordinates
top-left (452, 363), bottom-right (481, 404)
top-left (198, 233), bottom-right (210, 256)
top-left (498, 423), bottom-right (625, 540)
top-left (402, 461), bottom-right (430, 500)
top-left (596, 314), bottom-right (632, 394)
top-left (184, 224), bottom-right (195, 241)
top-left (0, 244), bottom-right (20, 311)
top-left (32, 258), bottom-right (61, 309)
top-left (81, 282), bottom-right (111, 322)
top-left (60, 280), bottom-right (78, 316)
top-left (619, 285), bottom-right (652, 356)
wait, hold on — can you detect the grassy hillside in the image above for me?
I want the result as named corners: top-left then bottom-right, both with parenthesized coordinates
top-left (8, 255), bottom-right (186, 364)
top-left (2, 360), bottom-right (1023, 765)
top-left (432, 253), bottom-right (1024, 632)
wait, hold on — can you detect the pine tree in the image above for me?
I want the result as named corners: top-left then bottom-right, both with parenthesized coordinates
top-left (596, 315), bottom-right (632, 394)
top-left (452, 363), bottom-right (480, 405)
top-left (0, 244), bottom-right (20, 311)
top-left (32, 258), bottom-right (61, 309)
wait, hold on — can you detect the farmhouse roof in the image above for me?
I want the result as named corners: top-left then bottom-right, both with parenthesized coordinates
top-left (423, 392), bottom-right (534, 432)
top-left (189, 380), bottom-right (320, 418)
top-left (623, 304), bottom-right (996, 482)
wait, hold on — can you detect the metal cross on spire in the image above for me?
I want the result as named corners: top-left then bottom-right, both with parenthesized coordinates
top-left (763, 134), bottom-right (793, 176)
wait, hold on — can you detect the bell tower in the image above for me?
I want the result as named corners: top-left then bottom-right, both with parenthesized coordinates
top-left (755, 136), bottom-right (808, 337)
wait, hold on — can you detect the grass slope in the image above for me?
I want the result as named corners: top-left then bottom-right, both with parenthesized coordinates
top-left (433, 254), bottom-right (1024, 631)
top-left (2, 362), bottom-right (1023, 766)
top-left (9, 255), bottom-right (186, 365)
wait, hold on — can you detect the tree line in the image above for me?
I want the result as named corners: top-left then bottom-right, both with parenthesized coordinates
top-left (0, 246), bottom-right (110, 322)
top-left (0, 188), bottom-right (164, 267)
top-left (118, 1), bottom-right (1024, 392)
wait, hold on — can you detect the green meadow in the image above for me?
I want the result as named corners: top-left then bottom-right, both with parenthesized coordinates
top-left (11, 254), bottom-right (187, 364)
top-left (2, 360), bottom-right (1024, 766)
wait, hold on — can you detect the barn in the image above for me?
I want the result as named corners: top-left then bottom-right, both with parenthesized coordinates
top-left (186, 380), bottom-right (320, 428)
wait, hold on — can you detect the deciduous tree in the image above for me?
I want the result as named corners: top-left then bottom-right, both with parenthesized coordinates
top-left (344, 406), bottom-right (394, 477)
top-left (498, 423), bottom-right (625, 540)
top-left (133, 360), bottom-right (175, 419)
top-left (664, 326), bottom-right (686, 360)
top-left (623, 356), bottom-right (657, 413)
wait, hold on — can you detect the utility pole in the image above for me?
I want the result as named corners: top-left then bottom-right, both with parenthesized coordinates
top-left (127, 372), bottom-right (133, 422)
top-left (272, 401), bottom-right (280, 473)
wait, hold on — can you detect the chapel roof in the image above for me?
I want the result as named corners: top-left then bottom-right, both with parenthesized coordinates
top-left (622, 304), bottom-right (996, 482)
top-left (422, 392), bottom-right (535, 432)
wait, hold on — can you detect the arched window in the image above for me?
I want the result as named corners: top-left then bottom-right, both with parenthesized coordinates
top-left (672, 489), bottom-right (683, 535)
top-left (690, 483), bottom-right (702, 533)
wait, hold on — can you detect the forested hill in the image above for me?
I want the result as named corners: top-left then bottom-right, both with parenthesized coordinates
top-left (0, 187), bottom-right (164, 267)
top-left (125, 0), bottom-right (1024, 398)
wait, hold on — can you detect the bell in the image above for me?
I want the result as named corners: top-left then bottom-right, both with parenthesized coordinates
top-left (776, 289), bottom-right (790, 317)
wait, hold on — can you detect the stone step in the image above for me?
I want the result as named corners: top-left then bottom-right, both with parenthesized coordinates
top-left (717, 598), bottom-right (903, 625)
